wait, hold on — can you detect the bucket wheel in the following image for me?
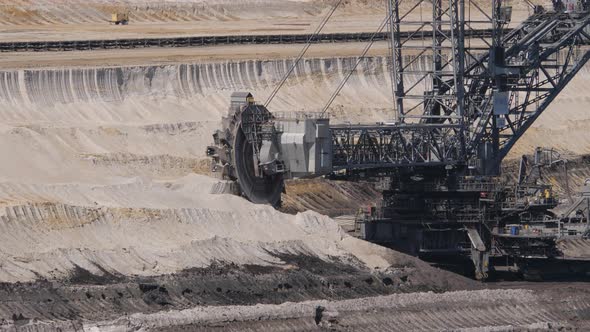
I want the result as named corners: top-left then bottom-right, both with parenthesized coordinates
top-left (210, 103), bottom-right (284, 207)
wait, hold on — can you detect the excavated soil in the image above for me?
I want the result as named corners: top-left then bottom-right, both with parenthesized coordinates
top-left (0, 51), bottom-right (588, 332)
top-left (281, 179), bottom-right (380, 216)
top-left (124, 287), bottom-right (590, 331)
top-left (0, 257), bottom-right (466, 326)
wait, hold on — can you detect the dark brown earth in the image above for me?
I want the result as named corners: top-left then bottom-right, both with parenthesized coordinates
top-left (0, 253), bottom-right (478, 331)
top-left (2, 250), bottom-right (589, 331)
top-left (281, 179), bottom-right (380, 216)
top-left (101, 283), bottom-right (590, 331)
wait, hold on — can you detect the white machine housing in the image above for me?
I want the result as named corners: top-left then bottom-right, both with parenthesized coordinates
top-left (275, 115), bottom-right (332, 179)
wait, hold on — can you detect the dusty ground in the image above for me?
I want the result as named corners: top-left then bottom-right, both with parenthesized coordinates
top-left (0, 0), bottom-right (381, 42)
top-left (0, 1), bottom-right (588, 331)
top-left (0, 16), bottom-right (386, 42)
top-left (96, 287), bottom-right (590, 331)
top-left (0, 0), bottom-right (540, 42)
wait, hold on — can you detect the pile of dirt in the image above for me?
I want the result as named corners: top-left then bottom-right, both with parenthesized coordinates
top-left (281, 179), bottom-right (380, 216)
top-left (100, 288), bottom-right (590, 331)
top-left (6, 286), bottom-right (589, 331)
top-left (0, 173), bottom-right (472, 284)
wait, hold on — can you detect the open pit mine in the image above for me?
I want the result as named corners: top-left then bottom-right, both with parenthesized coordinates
top-left (0, 0), bottom-right (590, 331)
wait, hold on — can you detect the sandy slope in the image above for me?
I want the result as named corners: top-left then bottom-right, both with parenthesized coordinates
top-left (0, 55), bottom-right (587, 167)
top-left (0, 174), bottom-right (418, 283)
top-left (0, 53), bottom-right (479, 324)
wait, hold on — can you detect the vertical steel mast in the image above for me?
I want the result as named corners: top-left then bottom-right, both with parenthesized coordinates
top-left (387, 0), bottom-right (470, 123)
top-left (381, 1), bottom-right (588, 171)
top-left (387, 0), bottom-right (404, 122)
top-left (489, 0), bottom-right (504, 175)
top-left (386, 0), bottom-right (482, 165)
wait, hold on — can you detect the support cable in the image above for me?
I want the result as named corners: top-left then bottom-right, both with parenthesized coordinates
top-left (320, 14), bottom-right (391, 117)
top-left (264, 0), bottom-right (343, 107)
top-left (522, 0), bottom-right (536, 12)
top-left (564, 161), bottom-right (573, 204)
top-left (386, 0), bottom-right (398, 123)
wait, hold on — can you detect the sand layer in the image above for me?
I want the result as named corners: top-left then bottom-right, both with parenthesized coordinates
top-left (0, 0), bottom-right (542, 42)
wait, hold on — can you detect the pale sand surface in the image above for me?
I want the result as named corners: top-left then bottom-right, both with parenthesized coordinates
top-left (0, 0), bottom-right (542, 42)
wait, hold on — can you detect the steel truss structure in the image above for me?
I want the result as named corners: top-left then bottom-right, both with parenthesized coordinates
top-left (332, 1), bottom-right (590, 176)
top-left (475, 10), bottom-right (590, 169)
top-left (208, 1), bottom-right (590, 280)
top-left (328, 2), bottom-right (590, 279)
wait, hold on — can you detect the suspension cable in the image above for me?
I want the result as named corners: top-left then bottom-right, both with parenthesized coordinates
top-left (264, 0), bottom-right (343, 108)
top-left (522, 0), bottom-right (536, 12)
top-left (320, 14), bottom-right (391, 117)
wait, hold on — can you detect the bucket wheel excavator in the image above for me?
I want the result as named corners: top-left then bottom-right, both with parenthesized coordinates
top-left (208, 93), bottom-right (285, 206)
top-left (208, 0), bottom-right (590, 279)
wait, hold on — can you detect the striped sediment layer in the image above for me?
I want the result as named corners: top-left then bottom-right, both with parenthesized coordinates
top-left (0, 55), bottom-right (586, 153)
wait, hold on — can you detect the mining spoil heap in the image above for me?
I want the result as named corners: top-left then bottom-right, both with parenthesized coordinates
top-left (0, 0), bottom-right (589, 331)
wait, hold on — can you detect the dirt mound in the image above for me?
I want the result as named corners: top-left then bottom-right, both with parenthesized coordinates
top-left (281, 179), bottom-right (380, 216)
top-left (100, 288), bottom-right (590, 331)
top-left (557, 238), bottom-right (590, 258)
top-left (6, 286), bottom-right (588, 331)
top-left (0, 173), bottom-right (471, 285)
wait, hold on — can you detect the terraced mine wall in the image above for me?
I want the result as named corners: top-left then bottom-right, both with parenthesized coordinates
top-left (0, 57), bottom-right (396, 123)
top-left (0, 54), bottom-right (587, 145)
top-left (0, 55), bottom-right (587, 185)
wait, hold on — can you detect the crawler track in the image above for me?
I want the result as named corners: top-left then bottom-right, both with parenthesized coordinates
top-left (0, 29), bottom-right (498, 53)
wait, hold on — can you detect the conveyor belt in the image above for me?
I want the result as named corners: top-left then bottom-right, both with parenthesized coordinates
top-left (0, 29), bottom-right (497, 53)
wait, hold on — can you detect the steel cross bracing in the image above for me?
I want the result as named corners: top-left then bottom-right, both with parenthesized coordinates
top-left (468, 10), bottom-right (590, 172)
top-left (331, 2), bottom-right (590, 174)
top-left (331, 123), bottom-right (462, 170)
top-left (389, 0), bottom-right (471, 123)
top-left (332, 0), bottom-right (495, 170)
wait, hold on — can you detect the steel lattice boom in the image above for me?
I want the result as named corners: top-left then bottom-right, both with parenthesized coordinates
top-left (209, 1), bottom-right (590, 198)
top-left (332, 1), bottom-right (590, 175)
